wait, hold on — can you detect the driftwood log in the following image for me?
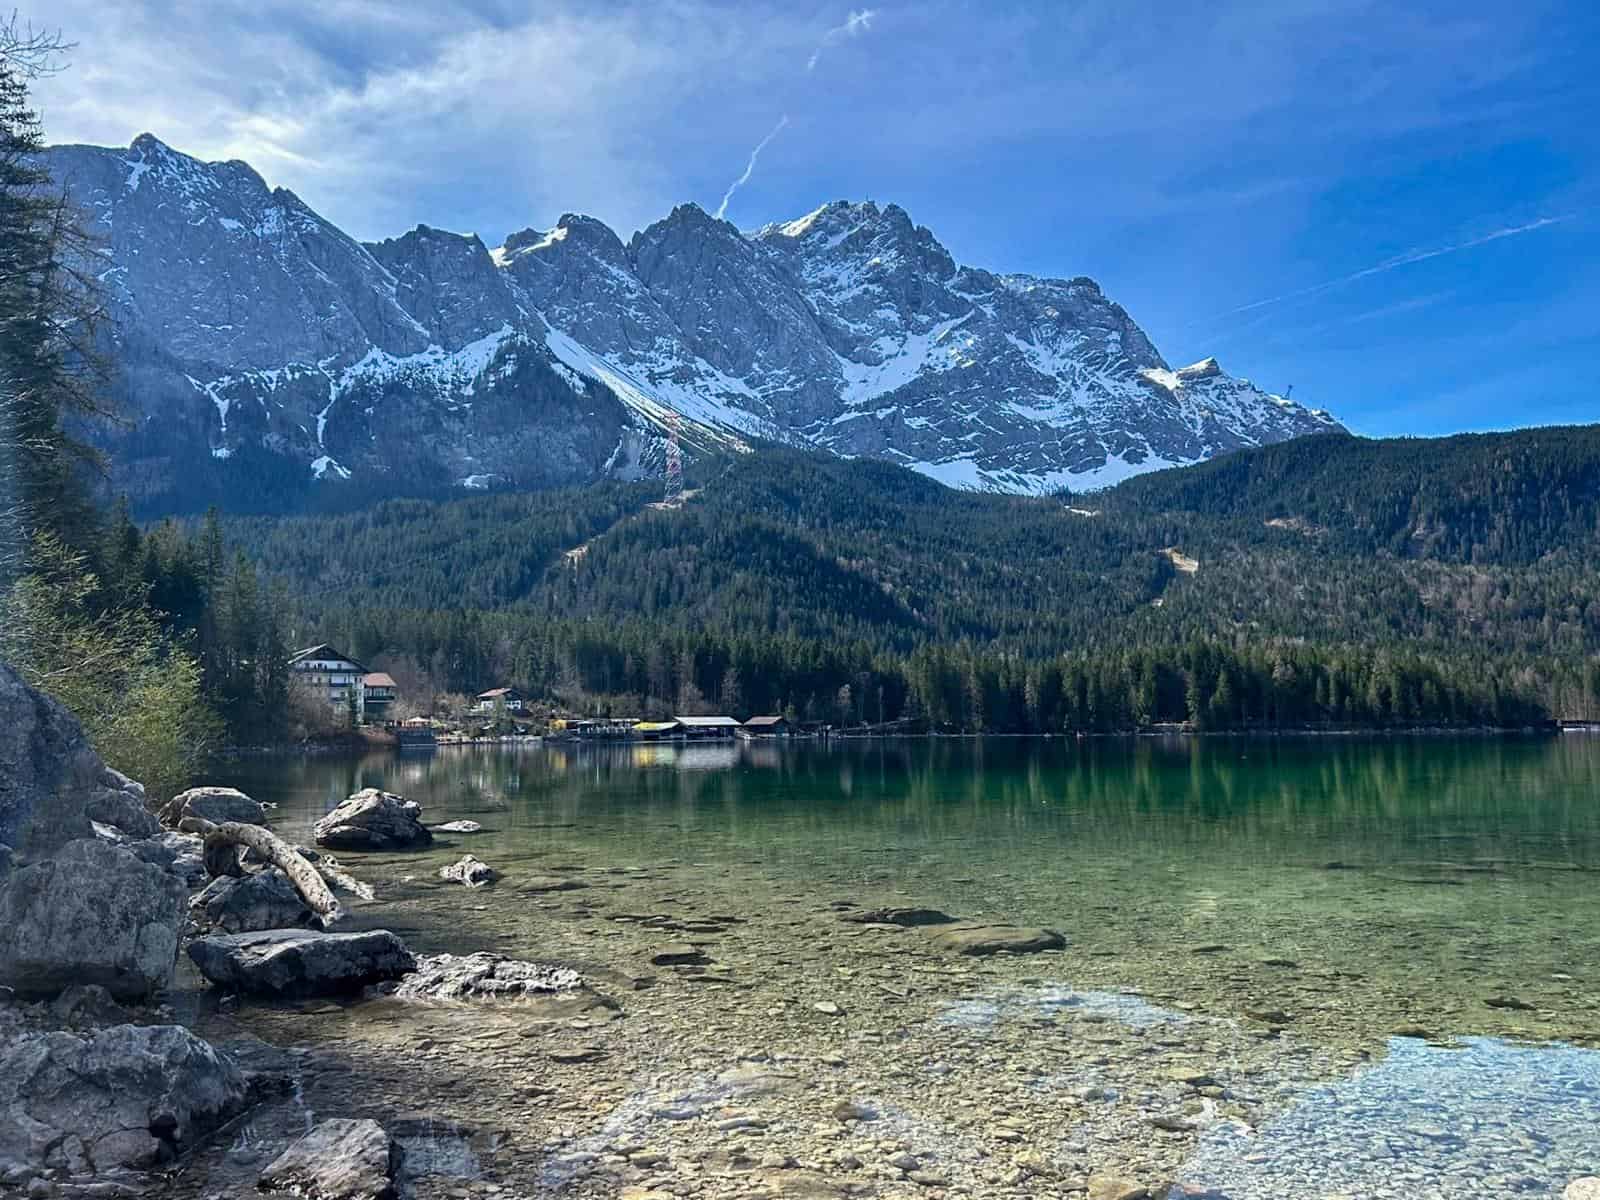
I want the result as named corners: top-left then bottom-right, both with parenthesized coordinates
top-left (178, 817), bottom-right (345, 927)
top-left (314, 856), bottom-right (375, 901)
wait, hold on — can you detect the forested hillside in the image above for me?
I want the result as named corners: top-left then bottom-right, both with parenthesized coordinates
top-left (197, 427), bottom-right (1600, 734)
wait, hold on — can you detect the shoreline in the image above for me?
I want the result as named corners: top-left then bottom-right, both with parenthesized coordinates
top-left (214, 723), bottom-right (1576, 759)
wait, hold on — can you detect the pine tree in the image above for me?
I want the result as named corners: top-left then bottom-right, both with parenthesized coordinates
top-left (0, 30), bottom-right (106, 554)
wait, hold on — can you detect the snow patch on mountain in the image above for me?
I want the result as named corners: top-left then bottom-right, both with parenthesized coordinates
top-left (46, 134), bottom-right (1344, 508)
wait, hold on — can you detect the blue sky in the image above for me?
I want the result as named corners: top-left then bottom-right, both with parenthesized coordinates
top-left (34, 0), bottom-right (1600, 437)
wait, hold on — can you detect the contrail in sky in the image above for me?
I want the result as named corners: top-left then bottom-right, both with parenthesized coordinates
top-left (714, 114), bottom-right (789, 220)
top-left (808, 8), bottom-right (877, 70)
top-left (713, 9), bottom-right (879, 222)
top-left (1214, 215), bottom-right (1574, 321)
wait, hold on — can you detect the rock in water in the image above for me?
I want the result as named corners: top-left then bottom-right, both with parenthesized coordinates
top-left (1088, 1177), bottom-right (1149, 1200)
top-left (260, 1118), bottom-right (401, 1200)
top-left (926, 923), bottom-right (1067, 956)
top-left (432, 820), bottom-right (482, 834)
top-left (650, 943), bottom-right (708, 966)
top-left (188, 929), bottom-right (415, 996)
top-left (194, 868), bottom-right (315, 933)
top-left (1567, 1181), bottom-right (1600, 1200)
top-left (840, 907), bottom-right (958, 926)
top-left (0, 838), bottom-right (186, 1000)
top-left (313, 789), bottom-right (432, 851)
top-left (0, 1024), bottom-right (248, 1179)
top-left (162, 785), bottom-right (268, 828)
top-left (438, 854), bottom-right (498, 888)
top-left (394, 952), bottom-right (585, 1000)
top-left (0, 661), bottom-right (156, 858)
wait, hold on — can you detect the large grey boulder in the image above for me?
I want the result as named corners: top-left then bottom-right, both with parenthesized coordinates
top-left (127, 829), bottom-right (209, 887)
top-left (314, 789), bottom-right (432, 851)
top-left (0, 1023), bottom-right (249, 1181)
top-left (259, 1118), bottom-right (401, 1200)
top-left (193, 868), bottom-right (314, 933)
top-left (162, 785), bottom-right (267, 828)
top-left (188, 928), bottom-right (415, 996)
top-left (0, 838), bottom-right (186, 1000)
top-left (0, 661), bottom-right (156, 860)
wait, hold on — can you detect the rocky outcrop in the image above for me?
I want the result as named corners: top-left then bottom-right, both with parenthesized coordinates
top-left (0, 1023), bottom-right (249, 1182)
top-left (0, 661), bottom-right (156, 860)
top-left (0, 838), bottom-right (186, 1000)
top-left (193, 868), bottom-right (315, 933)
top-left (314, 789), bottom-right (432, 851)
top-left (188, 928), bottom-right (415, 996)
top-left (438, 855), bottom-right (497, 888)
top-left (259, 1118), bottom-right (401, 1200)
top-left (162, 785), bottom-right (268, 828)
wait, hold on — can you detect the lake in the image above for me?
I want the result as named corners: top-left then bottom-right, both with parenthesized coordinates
top-left (201, 735), bottom-right (1600, 1197)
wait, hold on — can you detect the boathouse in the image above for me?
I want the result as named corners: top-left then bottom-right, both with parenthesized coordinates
top-left (674, 715), bottom-right (742, 739)
top-left (742, 715), bottom-right (790, 736)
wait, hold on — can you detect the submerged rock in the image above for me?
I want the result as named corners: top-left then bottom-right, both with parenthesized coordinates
top-left (188, 928), bottom-right (415, 996)
top-left (260, 1118), bottom-right (401, 1200)
top-left (518, 874), bottom-right (588, 893)
top-left (0, 1023), bottom-right (249, 1179)
top-left (926, 923), bottom-right (1067, 956)
top-left (314, 789), bottom-right (432, 851)
top-left (650, 943), bottom-right (709, 966)
top-left (193, 868), bottom-right (315, 933)
top-left (841, 907), bottom-right (958, 926)
top-left (393, 952), bottom-right (585, 1000)
top-left (1088, 1176), bottom-right (1149, 1200)
top-left (439, 855), bottom-right (498, 888)
top-left (163, 785), bottom-right (268, 828)
top-left (0, 837), bottom-right (186, 1000)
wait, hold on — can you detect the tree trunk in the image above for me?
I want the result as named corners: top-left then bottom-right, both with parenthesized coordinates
top-left (179, 817), bottom-right (344, 927)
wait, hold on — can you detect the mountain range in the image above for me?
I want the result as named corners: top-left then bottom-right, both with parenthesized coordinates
top-left (46, 133), bottom-right (1341, 513)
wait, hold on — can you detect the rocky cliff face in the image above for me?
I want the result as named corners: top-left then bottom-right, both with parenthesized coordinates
top-left (46, 136), bottom-right (1340, 512)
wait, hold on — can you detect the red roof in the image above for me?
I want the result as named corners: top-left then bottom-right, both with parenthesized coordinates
top-left (363, 673), bottom-right (397, 688)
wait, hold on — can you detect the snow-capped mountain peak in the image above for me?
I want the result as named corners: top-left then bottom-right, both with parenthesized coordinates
top-left (44, 135), bottom-right (1342, 510)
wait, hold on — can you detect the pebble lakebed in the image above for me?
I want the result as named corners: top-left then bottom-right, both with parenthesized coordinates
top-left (167, 815), bottom-right (1600, 1200)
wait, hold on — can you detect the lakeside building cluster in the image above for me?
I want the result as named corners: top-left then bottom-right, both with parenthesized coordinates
top-left (287, 643), bottom-right (792, 738)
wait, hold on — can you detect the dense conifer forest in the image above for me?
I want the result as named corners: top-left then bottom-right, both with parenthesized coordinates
top-left (188, 429), bottom-right (1600, 736)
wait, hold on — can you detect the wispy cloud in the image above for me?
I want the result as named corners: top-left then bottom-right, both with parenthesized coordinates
top-left (1214, 215), bottom-right (1575, 321)
top-left (808, 8), bottom-right (877, 71)
top-left (715, 114), bottom-right (789, 220)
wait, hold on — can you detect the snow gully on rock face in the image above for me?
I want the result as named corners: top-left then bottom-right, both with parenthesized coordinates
top-left (45, 134), bottom-right (1345, 506)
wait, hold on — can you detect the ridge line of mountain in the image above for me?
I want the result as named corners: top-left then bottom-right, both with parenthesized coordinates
top-left (45, 132), bottom-right (1342, 516)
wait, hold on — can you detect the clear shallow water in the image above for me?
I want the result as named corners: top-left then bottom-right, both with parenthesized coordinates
top-left (211, 735), bottom-right (1600, 1193)
top-left (1181, 1036), bottom-right (1600, 1198)
top-left (218, 735), bottom-right (1600, 1038)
